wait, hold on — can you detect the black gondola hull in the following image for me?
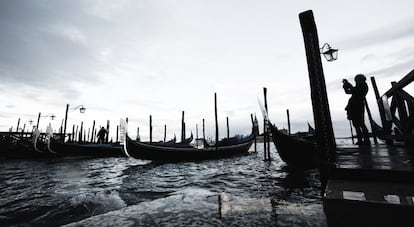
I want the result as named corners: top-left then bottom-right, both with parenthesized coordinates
top-left (125, 134), bottom-right (254, 161)
top-left (49, 139), bottom-right (125, 158)
top-left (269, 124), bottom-right (319, 168)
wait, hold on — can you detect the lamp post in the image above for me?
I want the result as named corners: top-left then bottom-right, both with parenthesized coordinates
top-left (36, 112), bottom-right (56, 129)
top-left (63, 104), bottom-right (86, 142)
top-left (20, 119), bottom-right (34, 133)
top-left (320, 43), bottom-right (338, 62)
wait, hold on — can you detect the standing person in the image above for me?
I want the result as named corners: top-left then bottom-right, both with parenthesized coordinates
top-left (343, 74), bottom-right (370, 146)
top-left (97, 126), bottom-right (108, 144)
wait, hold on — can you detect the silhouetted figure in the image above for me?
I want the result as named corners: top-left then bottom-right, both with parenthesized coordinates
top-left (343, 74), bottom-right (370, 146)
top-left (97, 127), bottom-right (108, 144)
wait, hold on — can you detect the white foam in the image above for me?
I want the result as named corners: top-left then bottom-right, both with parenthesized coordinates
top-left (69, 190), bottom-right (127, 213)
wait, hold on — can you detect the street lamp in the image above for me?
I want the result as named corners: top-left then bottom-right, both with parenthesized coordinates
top-left (320, 43), bottom-right (338, 62)
top-left (36, 113), bottom-right (56, 128)
top-left (69, 105), bottom-right (86, 113)
top-left (63, 104), bottom-right (86, 142)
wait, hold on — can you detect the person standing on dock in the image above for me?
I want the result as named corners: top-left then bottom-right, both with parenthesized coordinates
top-left (343, 74), bottom-right (370, 146)
top-left (97, 127), bottom-right (108, 144)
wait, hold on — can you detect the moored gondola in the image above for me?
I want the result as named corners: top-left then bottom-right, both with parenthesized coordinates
top-left (45, 125), bottom-right (124, 158)
top-left (121, 117), bottom-right (255, 161)
top-left (268, 122), bottom-right (320, 168)
top-left (0, 130), bottom-right (52, 159)
top-left (47, 139), bottom-right (125, 158)
top-left (124, 132), bottom-right (254, 161)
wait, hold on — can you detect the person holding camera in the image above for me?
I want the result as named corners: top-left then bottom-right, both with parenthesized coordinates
top-left (343, 74), bottom-right (370, 146)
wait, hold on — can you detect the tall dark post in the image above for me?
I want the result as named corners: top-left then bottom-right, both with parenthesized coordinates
top-left (300, 10), bottom-right (336, 195)
top-left (149, 115), bottom-right (152, 144)
top-left (287, 109), bottom-right (291, 136)
top-left (196, 124), bottom-right (199, 147)
top-left (251, 114), bottom-right (257, 152)
top-left (126, 117), bottom-right (128, 123)
top-left (214, 93), bottom-right (219, 148)
top-left (371, 77), bottom-right (389, 129)
top-left (202, 118), bottom-right (206, 143)
top-left (62, 104), bottom-right (69, 142)
top-left (371, 78), bottom-right (393, 145)
top-left (364, 98), bottom-right (378, 144)
top-left (72, 124), bottom-right (75, 142)
top-left (75, 125), bottom-right (79, 142)
top-left (79, 121), bottom-right (83, 143)
top-left (16, 118), bottom-right (20, 132)
top-left (299, 10), bottom-right (336, 163)
top-left (106, 120), bottom-right (110, 143)
top-left (164, 125), bottom-right (167, 142)
top-left (36, 112), bottom-right (41, 129)
top-left (83, 129), bottom-right (86, 142)
top-left (91, 120), bottom-right (96, 143)
top-left (181, 111), bottom-right (185, 142)
top-left (87, 128), bottom-right (90, 142)
top-left (137, 127), bottom-right (140, 141)
top-left (263, 87), bottom-right (269, 160)
top-left (392, 81), bottom-right (409, 133)
top-left (226, 117), bottom-right (230, 139)
top-left (116, 125), bottom-right (119, 142)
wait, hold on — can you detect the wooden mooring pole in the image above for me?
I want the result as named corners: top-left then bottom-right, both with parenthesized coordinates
top-left (202, 118), bottom-right (206, 144)
top-left (370, 76), bottom-right (393, 144)
top-left (63, 104), bottom-right (69, 142)
top-left (299, 10), bottom-right (336, 194)
top-left (287, 109), bottom-right (291, 136)
top-left (72, 124), bottom-right (75, 142)
top-left (226, 117), bottom-right (229, 139)
top-left (106, 120), bottom-right (110, 143)
top-left (364, 98), bottom-right (378, 144)
top-left (79, 121), bottom-right (83, 143)
top-left (263, 87), bottom-right (270, 160)
top-left (181, 111), bottom-right (185, 143)
top-left (214, 93), bottom-right (219, 149)
top-left (87, 128), bottom-right (90, 142)
top-left (196, 124), bottom-right (199, 147)
top-left (149, 115), bottom-right (152, 144)
top-left (91, 120), bottom-right (95, 143)
top-left (251, 113), bottom-right (257, 152)
top-left (164, 124), bottom-right (167, 142)
top-left (116, 125), bottom-right (119, 143)
top-left (16, 118), bottom-right (20, 133)
top-left (36, 112), bottom-right (41, 129)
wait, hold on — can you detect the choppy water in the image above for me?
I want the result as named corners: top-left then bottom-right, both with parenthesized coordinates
top-left (0, 143), bottom-right (327, 226)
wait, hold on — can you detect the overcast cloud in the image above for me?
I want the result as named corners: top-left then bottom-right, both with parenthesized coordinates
top-left (1, 0), bottom-right (414, 139)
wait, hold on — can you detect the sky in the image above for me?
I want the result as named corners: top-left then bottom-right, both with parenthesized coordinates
top-left (1, 0), bottom-right (413, 141)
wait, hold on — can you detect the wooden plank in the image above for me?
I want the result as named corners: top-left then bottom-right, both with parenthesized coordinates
top-left (384, 69), bottom-right (414, 97)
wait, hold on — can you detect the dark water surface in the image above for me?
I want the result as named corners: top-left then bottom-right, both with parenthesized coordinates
top-left (0, 143), bottom-right (327, 226)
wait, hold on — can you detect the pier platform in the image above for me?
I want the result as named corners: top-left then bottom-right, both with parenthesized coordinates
top-left (323, 144), bottom-right (414, 227)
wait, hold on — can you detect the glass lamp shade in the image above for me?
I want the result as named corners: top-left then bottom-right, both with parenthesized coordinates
top-left (322, 48), bottom-right (338, 62)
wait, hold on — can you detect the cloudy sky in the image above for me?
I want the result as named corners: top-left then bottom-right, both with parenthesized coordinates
top-left (1, 0), bottom-right (413, 141)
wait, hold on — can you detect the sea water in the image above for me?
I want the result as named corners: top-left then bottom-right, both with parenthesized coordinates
top-left (0, 143), bottom-right (327, 226)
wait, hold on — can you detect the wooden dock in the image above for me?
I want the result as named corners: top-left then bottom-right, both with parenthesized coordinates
top-left (298, 8), bottom-right (414, 227)
top-left (324, 144), bottom-right (414, 226)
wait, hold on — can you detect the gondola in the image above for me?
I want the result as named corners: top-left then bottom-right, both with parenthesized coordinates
top-left (268, 122), bottom-right (320, 168)
top-left (45, 125), bottom-right (124, 157)
top-left (124, 130), bottom-right (255, 161)
top-left (47, 139), bottom-right (125, 158)
top-left (0, 131), bottom-right (52, 159)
